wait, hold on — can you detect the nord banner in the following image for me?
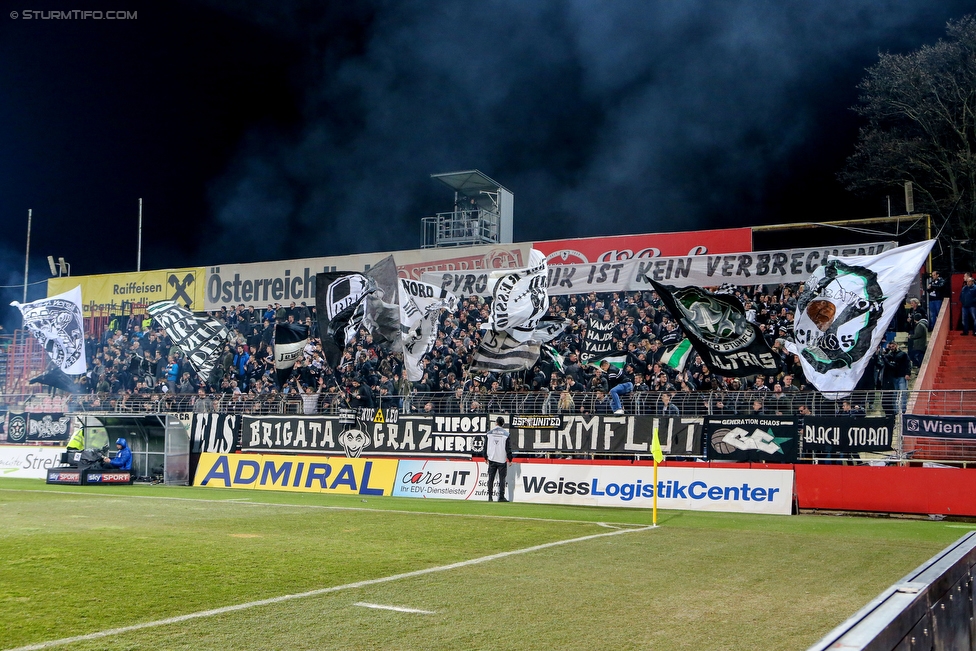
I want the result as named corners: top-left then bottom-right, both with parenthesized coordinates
top-left (423, 242), bottom-right (896, 297)
top-left (801, 416), bottom-right (895, 452)
top-left (49, 268), bottom-right (206, 316)
top-left (205, 243), bottom-right (530, 310)
top-left (902, 414), bottom-right (976, 440)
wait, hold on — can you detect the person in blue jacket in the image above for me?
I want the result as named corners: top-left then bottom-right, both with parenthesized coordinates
top-left (102, 437), bottom-right (132, 471)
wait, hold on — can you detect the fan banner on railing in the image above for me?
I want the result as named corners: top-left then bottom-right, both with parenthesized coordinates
top-left (273, 322), bottom-right (309, 387)
top-left (11, 285), bottom-right (87, 374)
top-left (239, 414), bottom-right (702, 457)
top-left (704, 416), bottom-right (799, 462)
top-left (147, 300), bottom-right (229, 384)
top-left (399, 279), bottom-right (458, 382)
top-left (902, 414), bottom-right (976, 440)
top-left (800, 416), bottom-right (894, 452)
top-left (784, 240), bottom-right (935, 397)
top-left (650, 281), bottom-right (780, 377)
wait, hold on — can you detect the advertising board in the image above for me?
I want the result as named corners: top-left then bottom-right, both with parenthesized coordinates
top-left (49, 268), bottom-right (206, 316)
top-left (514, 463), bottom-right (793, 514)
top-left (533, 227), bottom-right (753, 264)
top-left (392, 459), bottom-right (502, 500)
top-left (0, 445), bottom-right (64, 479)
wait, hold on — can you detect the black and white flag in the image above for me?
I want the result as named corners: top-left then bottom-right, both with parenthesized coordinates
top-left (316, 255), bottom-right (401, 371)
top-left (399, 278), bottom-right (458, 382)
top-left (651, 281), bottom-right (779, 377)
top-left (581, 315), bottom-right (624, 367)
top-left (274, 322), bottom-right (309, 387)
top-left (147, 300), bottom-right (229, 383)
top-left (12, 286), bottom-right (87, 374)
top-left (473, 249), bottom-right (559, 372)
top-left (785, 240), bottom-right (934, 396)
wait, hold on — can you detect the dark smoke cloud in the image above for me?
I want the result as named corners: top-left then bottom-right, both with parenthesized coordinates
top-left (205, 0), bottom-right (973, 264)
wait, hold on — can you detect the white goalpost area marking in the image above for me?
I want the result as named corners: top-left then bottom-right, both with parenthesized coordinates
top-left (4, 523), bottom-right (653, 651)
top-left (354, 602), bottom-right (436, 614)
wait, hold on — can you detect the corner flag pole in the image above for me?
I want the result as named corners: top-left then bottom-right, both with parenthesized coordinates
top-left (651, 425), bottom-right (663, 527)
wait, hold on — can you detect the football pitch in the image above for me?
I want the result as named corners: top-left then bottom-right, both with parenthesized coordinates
top-left (0, 479), bottom-right (969, 651)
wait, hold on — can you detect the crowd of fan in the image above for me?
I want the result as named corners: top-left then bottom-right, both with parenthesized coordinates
top-left (51, 281), bottom-right (928, 417)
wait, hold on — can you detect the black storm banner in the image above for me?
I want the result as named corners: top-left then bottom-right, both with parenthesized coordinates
top-left (651, 281), bottom-right (780, 377)
top-left (239, 414), bottom-right (701, 458)
top-left (801, 416), bottom-right (894, 452)
top-left (704, 416), bottom-right (798, 462)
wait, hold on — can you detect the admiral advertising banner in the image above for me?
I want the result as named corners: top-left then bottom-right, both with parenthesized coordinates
top-left (534, 228), bottom-right (753, 265)
top-left (510, 415), bottom-right (702, 456)
top-left (902, 414), bottom-right (976, 440)
top-left (801, 417), bottom-right (894, 452)
top-left (704, 416), bottom-right (799, 462)
top-left (423, 242), bottom-right (896, 297)
top-left (392, 459), bottom-right (505, 501)
top-left (205, 243), bottom-right (529, 310)
top-left (514, 463), bottom-right (793, 514)
top-left (49, 267), bottom-right (206, 316)
top-left (194, 452), bottom-right (398, 495)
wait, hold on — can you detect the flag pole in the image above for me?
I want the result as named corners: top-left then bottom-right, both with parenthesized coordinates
top-left (652, 454), bottom-right (659, 527)
top-left (23, 208), bottom-right (32, 303)
top-left (651, 424), bottom-right (663, 527)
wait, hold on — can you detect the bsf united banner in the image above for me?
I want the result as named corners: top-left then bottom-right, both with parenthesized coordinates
top-left (147, 300), bottom-right (229, 383)
top-left (801, 416), bottom-right (894, 452)
top-left (651, 281), bottom-right (779, 377)
top-left (704, 416), bottom-right (798, 462)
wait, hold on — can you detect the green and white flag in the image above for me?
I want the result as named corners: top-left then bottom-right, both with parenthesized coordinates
top-left (584, 354), bottom-right (627, 371)
top-left (660, 339), bottom-right (692, 372)
top-left (543, 345), bottom-right (566, 373)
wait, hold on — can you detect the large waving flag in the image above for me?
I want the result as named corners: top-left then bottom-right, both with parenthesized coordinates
top-left (399, 279), bottom-right (458, 382)
top-left (147, 300), bottom-right (229, 383)
top-left (274, 322), bottom-right (309, 387)
top-left (650, 281), bottom-right (779, 377)
top-left (472, 249), bottom-right (563, 372)
top-left (12, 286), bottom-right (87, 374)
top-left (785, 240), bottom-right (934, 396)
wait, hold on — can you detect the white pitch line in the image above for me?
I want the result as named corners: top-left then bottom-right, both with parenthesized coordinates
top-left (3, 524), bottom-right (654, 651)
top-left (354, 602), bottom-right (435, 614)
top-left (0, 488), bottom-right (655, 529)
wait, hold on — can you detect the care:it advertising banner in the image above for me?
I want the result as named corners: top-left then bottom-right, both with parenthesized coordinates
top-left (49, 267), bottom-right (207, 316)
top-left (514, 463), bottom-right (793, 514)
top-left (193, 452), bottom-right (397, 495)
top-left (393, 459), bottom-right (505, 500)
top-left (0, 446), bottom-right (64, 479)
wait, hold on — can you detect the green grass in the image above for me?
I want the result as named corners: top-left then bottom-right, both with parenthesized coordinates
top-left (0, 478), bottom-right (968, 650)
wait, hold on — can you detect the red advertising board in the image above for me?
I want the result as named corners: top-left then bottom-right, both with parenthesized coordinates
top-left (534, 227), bottom-right (753, 265)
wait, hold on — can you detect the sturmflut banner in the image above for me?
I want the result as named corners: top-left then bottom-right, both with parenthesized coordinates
top-left (422, 242), bottom-right (896, 297)
top-left (510, 415), bottom-right (702, 456)
top-left (514, 463), bottom-right (793, 514)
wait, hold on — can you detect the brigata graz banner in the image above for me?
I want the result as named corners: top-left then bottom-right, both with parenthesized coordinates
top-left (801, 416), bottom-right (894, 452)
top-left (239, 414), bottom-right (702, 458)
top-left (422, 242), bottom-right (896, 297)
top-left (704, 416), bottom-right (799, 462)
top-left (902, 414), bottom-right (976, 440)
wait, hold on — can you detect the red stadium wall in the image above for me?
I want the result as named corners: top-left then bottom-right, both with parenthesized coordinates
top-left (523, 458), bottom-right (976, 516)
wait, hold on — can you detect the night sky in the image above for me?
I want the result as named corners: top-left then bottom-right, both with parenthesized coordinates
top-left (0, 0), bottom-right (973, 327)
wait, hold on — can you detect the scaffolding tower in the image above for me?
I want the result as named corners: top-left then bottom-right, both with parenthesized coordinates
top-left (422, 170), bottom-right (514, 248)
